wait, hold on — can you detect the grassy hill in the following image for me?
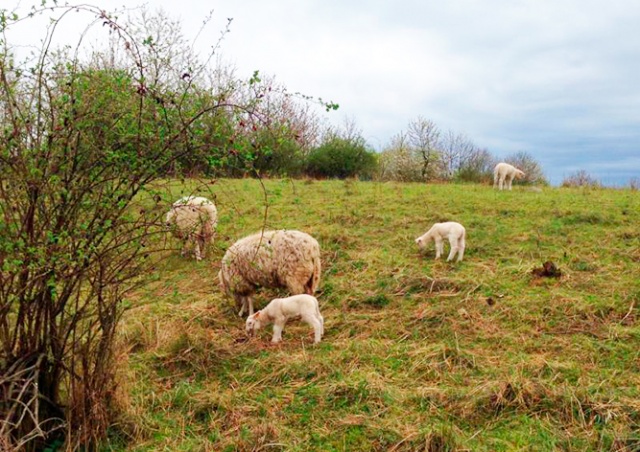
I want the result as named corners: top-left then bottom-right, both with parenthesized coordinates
top-left (111, 178), bottom-right (640, 451)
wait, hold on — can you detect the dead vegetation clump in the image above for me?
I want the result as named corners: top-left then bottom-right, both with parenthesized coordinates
top-left (531, 260), bottom-right (562, 278)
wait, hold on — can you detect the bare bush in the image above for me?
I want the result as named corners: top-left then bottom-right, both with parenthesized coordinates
top-left (505, 151), bottom-right (547, 185)
top-left (407, 117), bottom-right (441, 181)
top-left (562, 170), bottom-right (601, 188)
top-left (439, 130), bottom-right (476, 180)
top-left (377, 132), bottom-right (423, 182)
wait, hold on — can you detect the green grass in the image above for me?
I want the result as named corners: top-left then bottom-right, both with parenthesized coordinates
top-left (109, 179), bottom-right (640, 451)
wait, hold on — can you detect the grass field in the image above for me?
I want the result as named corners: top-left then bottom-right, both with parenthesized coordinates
top-left (111, 178), bottom-right (640, 451)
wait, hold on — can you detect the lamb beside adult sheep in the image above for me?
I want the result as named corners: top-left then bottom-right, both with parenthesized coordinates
top-left (415, 221), bottom-right (466, 262)
top-left (494, 162), bottom-right (526, 190)
top-left (165, 196), bottom-right (218, 261)
top-left (246, 294), bottom-right (325, 344)
top-left (219, 229), bottom-right (321, 316)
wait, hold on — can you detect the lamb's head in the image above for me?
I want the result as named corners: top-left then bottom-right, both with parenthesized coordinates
top-left (515, 169), bottom-right (526, 179)
top-left (245, 311), bottom-right (263, 335)
top-left (415, 236), bottom-right (426, 250)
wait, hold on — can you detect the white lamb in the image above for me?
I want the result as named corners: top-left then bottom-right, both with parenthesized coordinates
top-left (494, 162), bottom-right (526, 190)
top-left (245, 294), bottom-right (324, 344)
top-left (415, 221), bottom-right (466, 262)
top-left (219, 229), bottom-right (321, 317)
top-left (165, 196), bottom-right (218, 261)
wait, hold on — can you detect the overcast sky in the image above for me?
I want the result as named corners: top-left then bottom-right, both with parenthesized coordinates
top-left (6, 0), bottom-right (640, 185)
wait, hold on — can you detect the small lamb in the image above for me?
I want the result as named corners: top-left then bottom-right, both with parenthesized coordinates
top-left (415, 221), bottom-right (466, 262)
top-left (494, 162), bottom-right (525, 190)
top-left (245, 294), bottom-right (324, 344)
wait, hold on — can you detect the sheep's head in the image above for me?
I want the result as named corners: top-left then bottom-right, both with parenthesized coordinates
top-left (515, 170), bottom-right (526, 179)
top-left (246, 311), bottom-right (263, 335)
top-left (415, 237), bottom-right (425, 249)
top-left (165, 209), bottom-right (176, 228)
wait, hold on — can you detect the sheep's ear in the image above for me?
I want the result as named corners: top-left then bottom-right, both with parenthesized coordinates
top-left (253, 312), bottom-right (260, 319)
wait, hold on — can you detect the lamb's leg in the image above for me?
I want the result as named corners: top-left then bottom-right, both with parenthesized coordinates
top-left (507, 175), bottom-right (513, 190)
top-left (434, 238), bottom-right (443, 259)
top-left (446, 242), bottom-right (458, 262)
top-left (302, 313), bottom-right (323, 343)
top-left (457, 237), bottom-right (465, 262)
top-left (271, 321), bottom-right (284, 343)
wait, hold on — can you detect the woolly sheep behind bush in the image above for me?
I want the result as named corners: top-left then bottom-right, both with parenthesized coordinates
top-left (165, 196), bottom-right (218, 261)
top-left (219, 230), bottom-right (321, 316)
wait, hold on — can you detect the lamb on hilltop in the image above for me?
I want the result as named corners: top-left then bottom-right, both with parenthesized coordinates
top-left (165, 196), bottom-right (218, 261)
top-left (415, 221), bottom-right (466, 262)
top-left (494, 162), bottom-right (525, 190)
top-left (246, 294), bottom-right (325, 344)
top-left (219, 229), bottom-right (321, 316)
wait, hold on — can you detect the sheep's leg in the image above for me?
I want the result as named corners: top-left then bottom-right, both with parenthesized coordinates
top-left (271, 321), bottom-right (284, 343)
top-left (507, 175), bottom-right (513, 190)
top-left (237, 295), bottom-right (249, 317)
top-left (194, 240), bottom-right (202, 261)
top-left (498, 176), bottom-right (504, 190)
top-left (434, 238), bottom-right (443, 259)
top-left (196, 236), bottom-right (206, 260)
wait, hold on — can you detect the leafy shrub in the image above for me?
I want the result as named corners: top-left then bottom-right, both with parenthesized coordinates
top-left (306, 137), bottom-right (378, 179)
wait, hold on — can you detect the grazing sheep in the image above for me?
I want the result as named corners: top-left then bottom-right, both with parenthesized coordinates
top-left (165, 196), bottom-right (218, 261)
top-left (219, 229), bottom-right (321, 316)
top-left (494, 162), bottom-right (525, 190)
top-left (246, 294), bottom-right (324, 344)
top-left (415, 221), bottom-right (466, 262)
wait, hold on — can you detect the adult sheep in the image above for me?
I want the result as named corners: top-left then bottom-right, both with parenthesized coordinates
top-left (165, 196), bottom-right (218, 261)
top-left (219, 229), bottom-right (321, 316)
top-left (494, 162), bottom-right (525, 190)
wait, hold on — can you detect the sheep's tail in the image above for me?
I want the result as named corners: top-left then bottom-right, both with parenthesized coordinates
top-left (305, 253), bottom-right (322, 294)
